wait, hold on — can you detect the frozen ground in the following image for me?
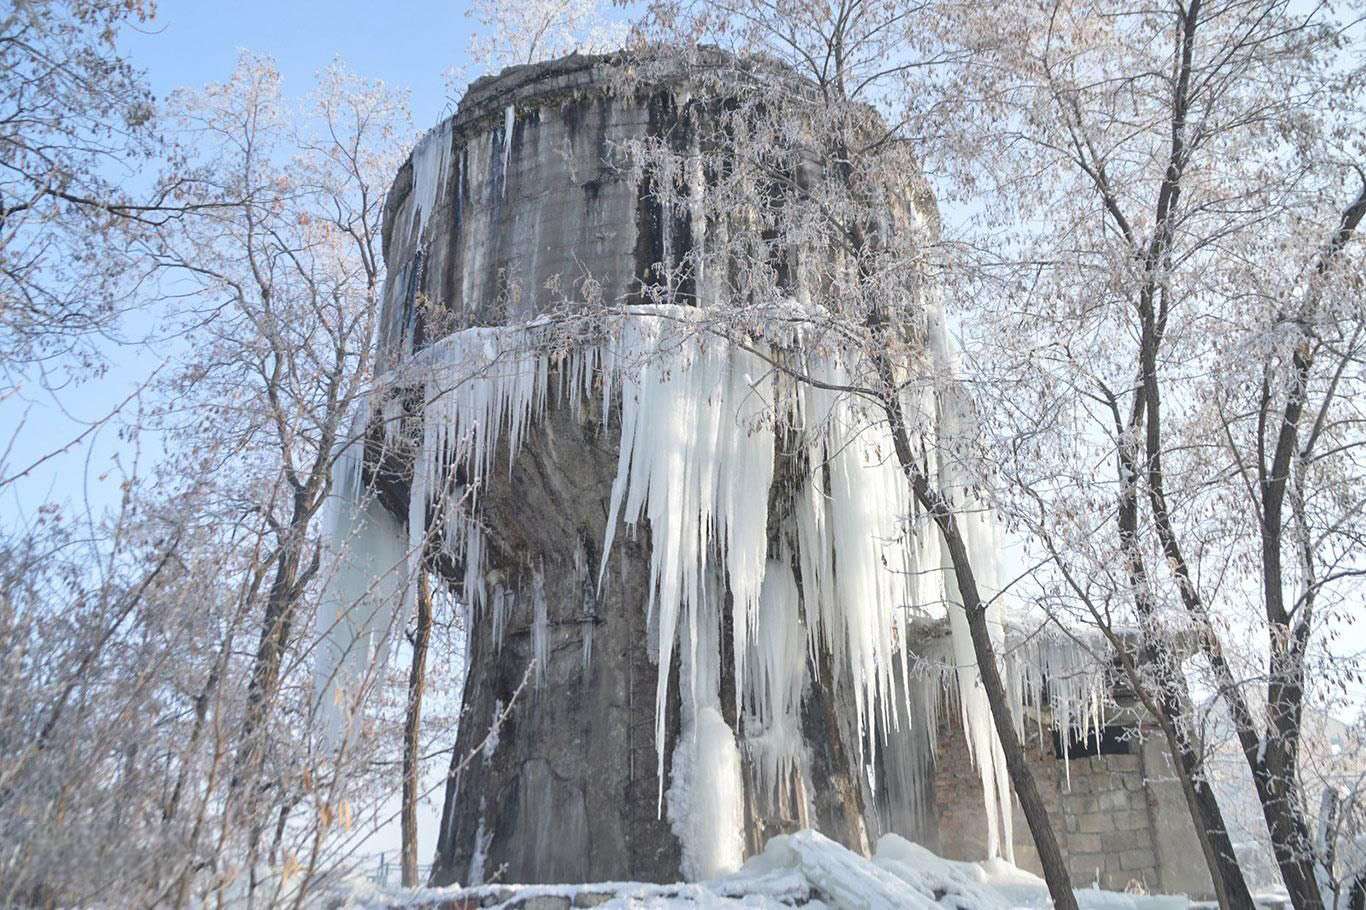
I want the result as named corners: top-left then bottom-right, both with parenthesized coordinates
top-left (332, 830), bottom-right (1191, 909)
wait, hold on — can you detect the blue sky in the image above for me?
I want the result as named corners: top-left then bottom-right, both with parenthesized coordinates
top-left (2, 1), bottom-right (482, 524)
top-left (125, 0), bottom-right (474, 129)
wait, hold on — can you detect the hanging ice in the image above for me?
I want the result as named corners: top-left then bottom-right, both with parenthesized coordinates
top-left (314, 404), bottom-right (412, 748)
top-left (408, 119), bottom-right (453, 239)
top-left (316, 305), bottom-right (1115, 859)
top-left (666, 562), bottom-right (746, 881)
top-left (500, 104), bottom-right (515, 197)
top-left (743, 556), bottom-right (812, 826)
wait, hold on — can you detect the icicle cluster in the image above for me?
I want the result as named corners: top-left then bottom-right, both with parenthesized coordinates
top-left (318, 305), bottom-right (1114, 871)
top-left (1005, 632), bottom-right (1115, 783)
top-left (385, 105), bottom-right (522, 361)
top-left (742, 557), bottom-right (811, 827)
top-left (408, 118), bottom-right (453, 240)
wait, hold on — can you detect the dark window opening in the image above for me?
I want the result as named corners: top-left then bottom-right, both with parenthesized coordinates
top-left (1054, 724), bottom-right (1136, 760)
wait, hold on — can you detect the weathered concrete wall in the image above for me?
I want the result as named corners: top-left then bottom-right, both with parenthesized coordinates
top-left (932, 719), bottom-right (1214, 898)
top-left (379, 54), bottom-right (687, 369)
top-left (383, 54), bottom-right (873, 886)
top-left (426, 399), bottom-right (684, 886)
top-left (389, 56), bottom-right (690, 887)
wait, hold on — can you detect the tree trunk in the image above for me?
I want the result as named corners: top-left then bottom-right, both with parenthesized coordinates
top-left (232, 532), bottom-right (304, 859)
top-left (235, 518), bottom-right (308, 792)
top-left (1254, 750), bottom-right (1323, 910)
top-left (940, 500), bottom-right (1078, 910)
top-left (1118, 374), bottom-right (1255, 909)
top-left (1145, 657), bottom-right (1255, 910)
top-left (402, 569), bottom-right (433, 887)
top-left (881, 391), bottom-right (1079, 910)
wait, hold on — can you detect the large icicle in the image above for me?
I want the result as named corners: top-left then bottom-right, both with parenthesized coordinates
top-left (665, 565), bottom-right (746, 881)
top-left (315, 406), bottom-right (411, 748)
top-left (408, 119), bottom-right (453, 239)
top-left (500, 104), bottom-right (515, 197)
top-left (596, 313), bottom-right (776, 804)
top-left (791, 349), bottom-right (924, 768)
top-left (742, 557), bottom-right (811, 825)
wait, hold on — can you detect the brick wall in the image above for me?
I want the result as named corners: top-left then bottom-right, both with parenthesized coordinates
top-left (931, 719), bottom-right (1172, 894)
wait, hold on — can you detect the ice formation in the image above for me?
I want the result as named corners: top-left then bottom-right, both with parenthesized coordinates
top-left (468, 805), bottom-right (491, 886)
top-left (597, 315), bottom-right (776, 809)
top-left (668, 704), bottom-right (747, 880)
top-left (314, 409), bottom-right (411, 747)
top-left (742, 558), bottom-right (812, 826)
top-left (318, 305), bottom-right (1117, 866)
top-left (500, 104), bottom-right (515, 197)
top-left (481, 700), bottom-right (502, 763)
top-left (1005, 632), bottom-right (1113, 783)
top-left (407, 119), bottom-right (453, 240)
top-left (664, 551), bottom-right (747, 878)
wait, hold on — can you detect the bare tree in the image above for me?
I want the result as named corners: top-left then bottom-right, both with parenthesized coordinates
top-left (401, 568), bottom-right (433, 887)
top-left (0, 49), bottom-right (431, 906)
top-left (0, 0), bottom-right (156, 375)
top-left (948, 3), bottom-right (1366, 908)
top-left (146, 54), bottom-right (409, 821)
top-left (463, 0), bottom-right (626, 71)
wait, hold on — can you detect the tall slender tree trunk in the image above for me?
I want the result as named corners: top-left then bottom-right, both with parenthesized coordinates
top-left (880, 393), bottom-right (1079, 910)
top-left (402, 569), bottom-right (433, 887)
top-left (1113, 396), bottom-right (1255, 909)
top-left (236, 524), bottom-right (307, 788)
top-left (933, 497), bottom-right (1079, 910)
top-left (1139, 646), bottom-right (1255, 910)
top-left (1253, 734), bottom-right (1322, 910)
top-left (231, 497), bottom-right (322, 877)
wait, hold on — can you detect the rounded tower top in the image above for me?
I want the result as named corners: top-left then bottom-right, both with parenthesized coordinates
top-left (376, 48), bottom-right (750, 362)
top-left (376, 47), bottom-right (937, 366)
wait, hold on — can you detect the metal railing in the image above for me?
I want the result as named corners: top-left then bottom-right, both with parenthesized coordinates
top-left (364, 851), bottom-right (433, 887)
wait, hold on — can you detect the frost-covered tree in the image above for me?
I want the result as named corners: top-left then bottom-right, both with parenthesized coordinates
top-left (0, 50), bottom-right (452, 906)
top-left (448, 0), bottom-right (628, 97)
top-left (941, 3), bottom-right (1366, 909)
top-left (621, 2), bottom-right (1365, 908)
top-left (145, 51), bottom-right (415, 880)
top-left (0, 490), bottom-right (196, 906)
top-left (0, 0), bottom-right (157, 378)
top-left (468, 0), bottom-right (626, 66)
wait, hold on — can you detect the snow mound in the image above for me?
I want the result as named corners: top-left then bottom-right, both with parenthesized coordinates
top-left (331, 830), bottom-right (1190, 910)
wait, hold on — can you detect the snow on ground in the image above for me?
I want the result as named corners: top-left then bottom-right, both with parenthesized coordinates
top-left (331, 830), bottom-right (1190, 909)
